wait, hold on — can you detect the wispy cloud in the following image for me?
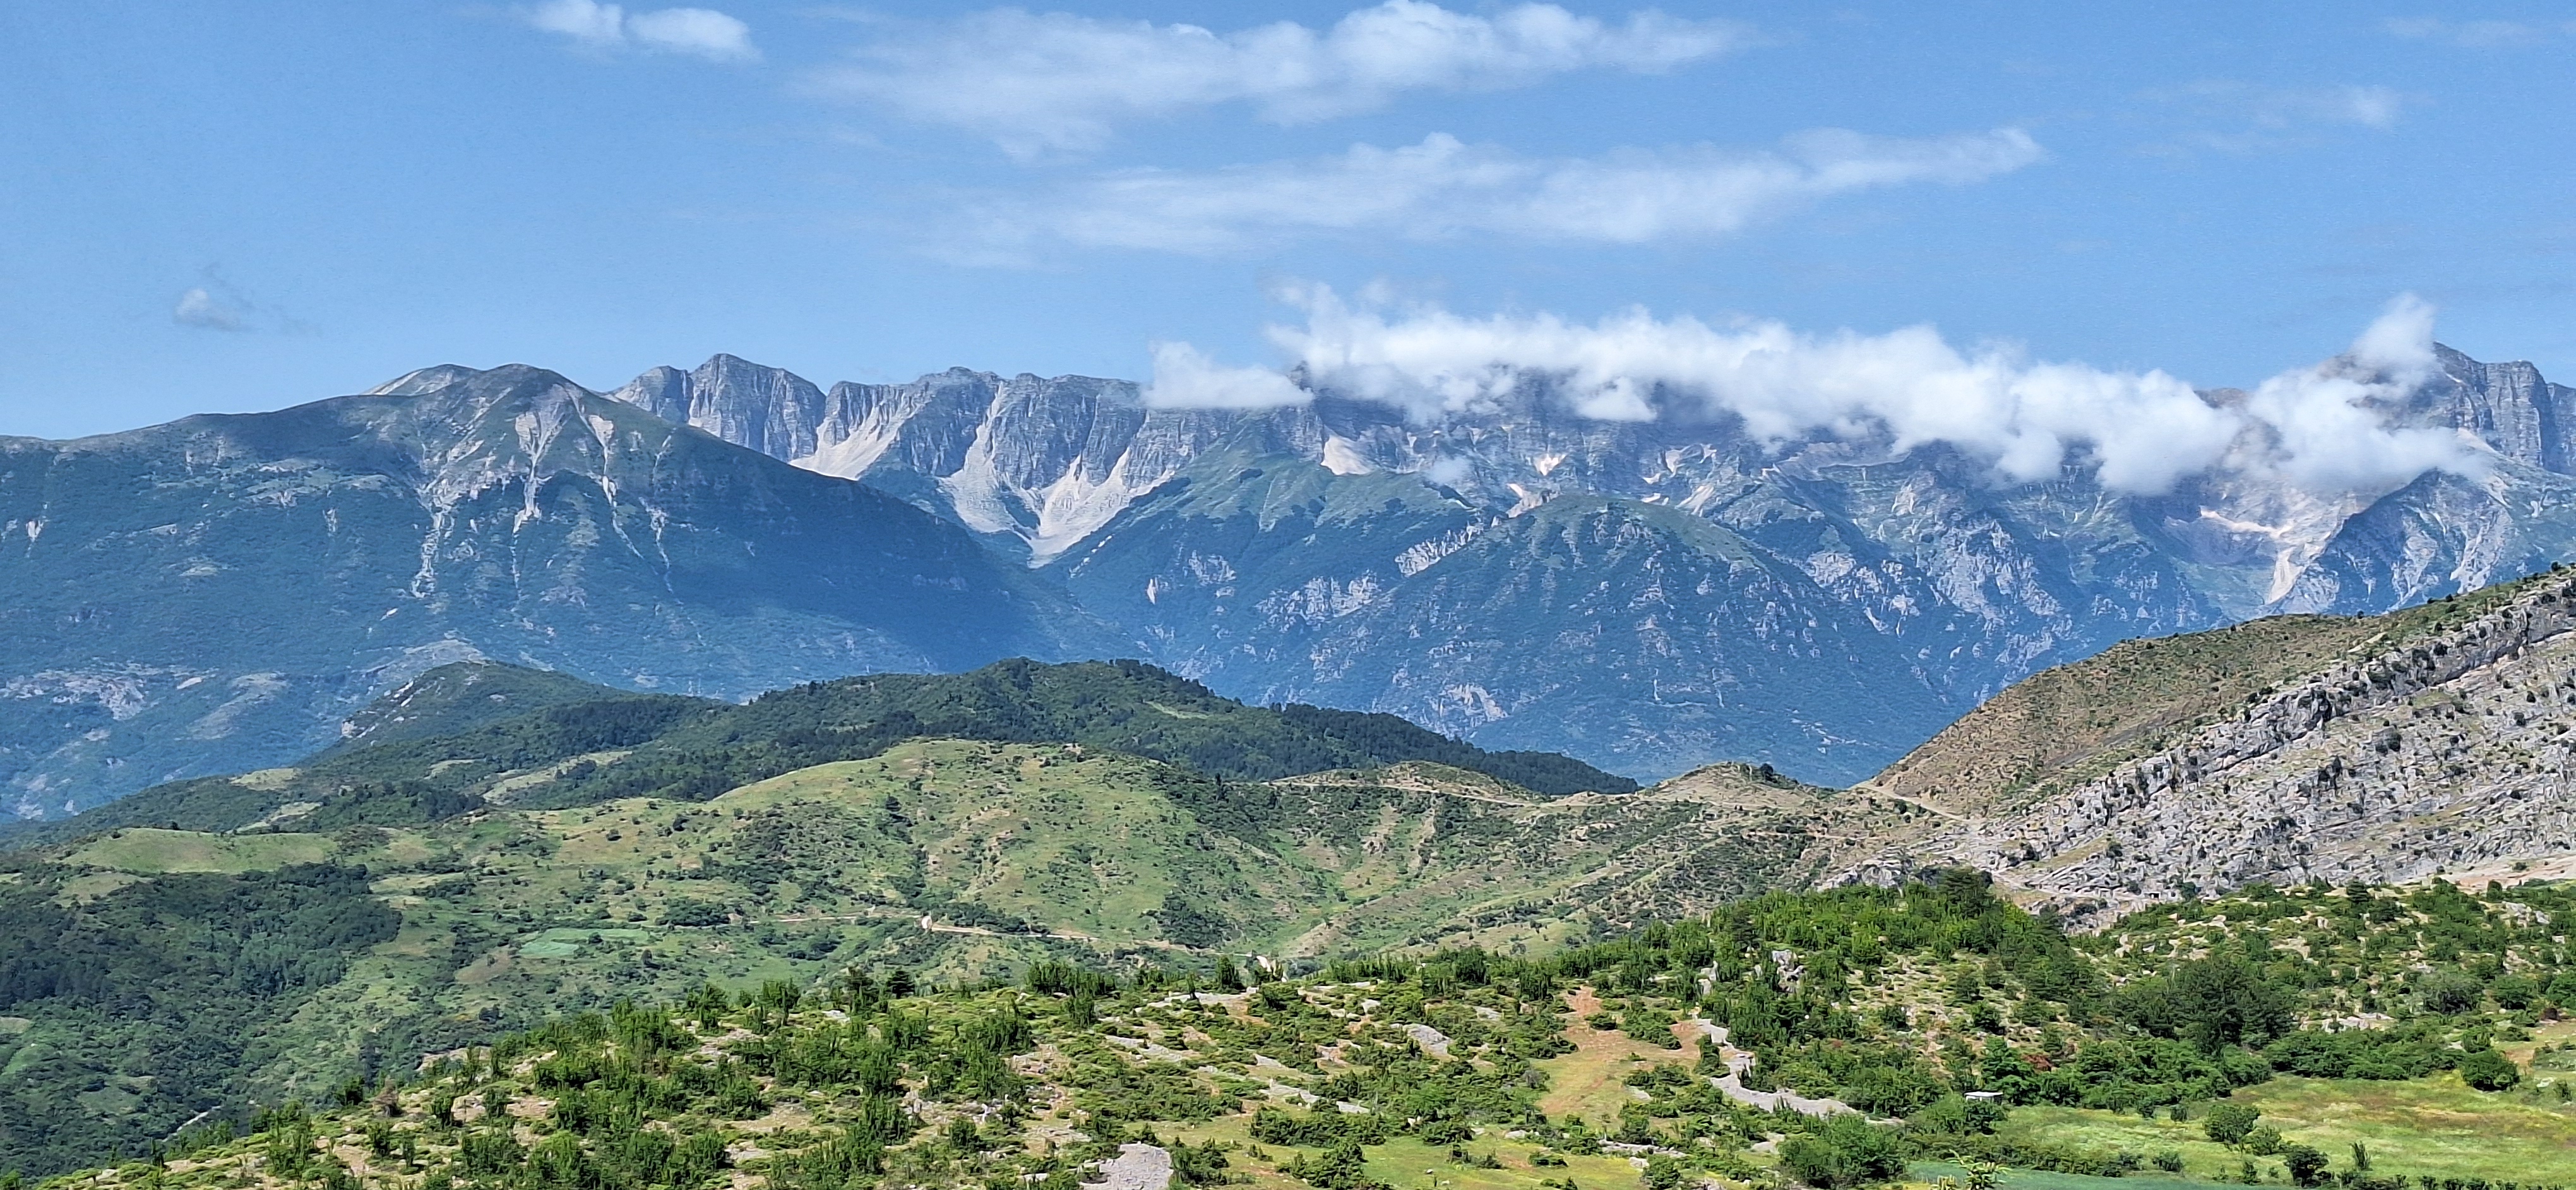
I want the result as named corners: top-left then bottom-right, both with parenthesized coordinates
top-left (171, 270), bottom-right (307, 334)
top-left (2146, 80), bottom-right (2412, 155)
top-left (1147, 287), bottom-right (2483, 497)
top-left (1142, 342), bottom-right (1308, 409)
top-left (808, 2), bottom-right (1751, 158)
top-left (172, 287), bottom-right (249, 332)
top-left (2383, 16), bottom-right (2573, 48)
top-left (951, 128), bottom-right (2041, 260)
top-left (525, 0), bottom-right (758, 63)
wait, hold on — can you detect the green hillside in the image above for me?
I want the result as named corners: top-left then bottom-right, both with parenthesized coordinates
top-left (0, 740), bottom-right (1822, 1177)
top-left (17, 639), bottom-right (2576, 1186)
top-left (0, 663), bottom-right (1710, 1177)
top-left (616, 656), bottom-right (1642, 797)
top-left (16, 872), bottom-right (2576, 1190)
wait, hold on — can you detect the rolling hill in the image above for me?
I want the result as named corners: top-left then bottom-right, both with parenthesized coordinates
top-left (0, 658), bottom-right (1741, 1172)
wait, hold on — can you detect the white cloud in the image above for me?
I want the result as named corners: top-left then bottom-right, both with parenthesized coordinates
top-left (958, 128), bottom-right (2041, 258)
top-left (2383, 17), bottom-right (2568, 47)
top-left (2347, 291), bottom-right (2438, 381)
top-left (809, 2), bottom-right (1750, 157)
top-left (1145, 287), bottom-right (2487, 496)
top-left (172, 287), bottom-right (248, 332)
top-left (2147, 81), bottom-right (2411, 153)
top-left (525, 0), bottom-right (758, 62)
top-left (1142, 342), bottom-right (1309, 409)
top-left (2239, 294), bottom-right (2478, 493)
top-left (171, 270), bottom-right (307, 334)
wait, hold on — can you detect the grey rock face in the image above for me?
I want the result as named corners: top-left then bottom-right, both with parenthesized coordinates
top-left (1848, 572), bottom-right (2576, 920)
top-left (2398, 346), bottom-right (2576, 473)
top-left (614, 360), bottom-right (1251, 561)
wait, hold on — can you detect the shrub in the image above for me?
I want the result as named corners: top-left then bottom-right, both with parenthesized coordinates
top-left (458, 1129), bottom-right (524, 1176)
top-left (2204, 1102), bottom-right (2260, 1146)
top-left (1285, 1140), bottom-right (1383, 1190)
top-left (2115, 953), bottom-right (2295, 1051)
top-left (2284, 1145), bottom-right (2329, 1187)
top-left (661, 898), bottom-right (730, 927)
top-left (1171, 1139), bottom-right (1234, 1187)
top-left (2415, 970), bottom-right (2484, 1016)
top-left (2459, 1048), bottom-right (2522, 1091)
top-left (1779, 1115), bottom-right (1903, 1188)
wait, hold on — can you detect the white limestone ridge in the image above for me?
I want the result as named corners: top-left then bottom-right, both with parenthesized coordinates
top-left (609, 358), bottom-right (1243, 562)
top-left (602, 346), bottom-right (2576, 619)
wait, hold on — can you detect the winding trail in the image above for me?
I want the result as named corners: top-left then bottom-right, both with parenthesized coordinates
top-left (1679, 1019), bottom-right (1859, 1119)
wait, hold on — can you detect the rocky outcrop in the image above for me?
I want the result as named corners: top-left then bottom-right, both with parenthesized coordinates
top-left (1836, 571), bottom-right (2576, 920)
top-left (2399, 346), bottom-right (2576, 474)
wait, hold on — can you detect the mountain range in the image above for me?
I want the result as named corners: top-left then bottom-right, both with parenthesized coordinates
top-left (612, 346), bottom-right (2576, 786)
top-left (6, 343), bottom-right (2575, 817)
top-left (0, 366), bottom-right (1116, 818)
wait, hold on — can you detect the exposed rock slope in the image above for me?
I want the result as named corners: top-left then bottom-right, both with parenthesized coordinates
top-left (1832, 567), bottom-right (2576, 918)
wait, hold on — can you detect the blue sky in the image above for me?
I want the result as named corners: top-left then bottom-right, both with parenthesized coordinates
top-left (3, 1), bottom-right (2573, 439)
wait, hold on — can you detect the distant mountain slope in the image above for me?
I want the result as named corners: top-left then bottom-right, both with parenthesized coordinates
top-left (14, 340), bottom-right (2574, 812)
top-left (1825, 566), bottom-right (2576, 918)
top-left (615, 344), bottom-right (2576, 783)
top-left (321, 661), bottom-right (641, 757)
top-left (0, 366), bottom-right (1118, 817)
top-left (611, 356), bottom-right (1242, 562)
top-left (1056, 453), bottom-right (1961, 778)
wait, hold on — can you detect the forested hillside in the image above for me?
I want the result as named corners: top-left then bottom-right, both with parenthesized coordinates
top-left (16, 658), bottom-right (1632, 851)
top-left (16, 637), bottom-right (2576, 1187)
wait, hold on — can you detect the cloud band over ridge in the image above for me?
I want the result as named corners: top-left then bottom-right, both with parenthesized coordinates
top-left (1145, 289), bottom-right (2486, 496)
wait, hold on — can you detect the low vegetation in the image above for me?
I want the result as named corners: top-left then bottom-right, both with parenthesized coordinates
top-left (8, 870), bottom-right (2574, 1190)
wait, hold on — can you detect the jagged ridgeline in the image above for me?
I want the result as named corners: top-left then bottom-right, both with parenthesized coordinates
top-left (16, 874), bottom-right (2576, 1189)
top-left (16, 344), bottom-right (2576, 818)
